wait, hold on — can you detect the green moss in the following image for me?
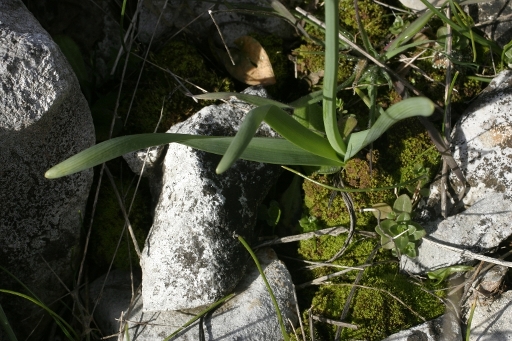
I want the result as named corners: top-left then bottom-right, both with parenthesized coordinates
top-left (298, 117), bottom-right (443, 340)
top-left (89, 173), bottom-right (152, 270)
top-left (293, 263), bottom-right (445, 341)
top-left (124, 39), bottom-right (234, 134)
top-left (294, 42), bottom-right (356, 88)
top-left (338, 0), bottom-right (391, 44)
top-left (380, 118), bottom-right (441, 184)
top-left (303, 157), bottom-right (396, 230)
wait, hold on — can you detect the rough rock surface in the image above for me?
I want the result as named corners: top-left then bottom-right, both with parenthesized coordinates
top-left (137, 0), bottom-right (295, 44)
top-left (470, 0), bottom-right (512, 48)
top-left (25, 0), bottom-right (122, 84)
top-left (466, 290), bottom-right (512, 341)
top-left (0, 0), bottom-right (95, 338)
top-left (382, 313), bottom-right (462, 341)
top-left (89, 248), bottom-right (297, 340)
top-left (401, 71), bottom-right (512, 274)
top-left (140, 87), bottom-right (281, 311)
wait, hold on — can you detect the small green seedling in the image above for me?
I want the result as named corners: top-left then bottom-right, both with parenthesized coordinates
top-left (372, 194), bottom-right (426, 258)
top-left (258, 200), bottom-right (281, 230)
top-left (427, 265), bottom-right (474, 285)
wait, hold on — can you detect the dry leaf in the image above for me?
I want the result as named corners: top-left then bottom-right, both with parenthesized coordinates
top-left (214, 35), bottom-right (276, 86)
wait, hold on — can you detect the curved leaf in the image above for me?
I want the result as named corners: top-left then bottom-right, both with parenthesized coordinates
top-left (45, 134), bottom-right (342, 179)
top-left (345, 97), bottom-right (434, 161)
top-left (217, 104), bottom-right (343, 174)
top-left (323, 0), bottom-right (346, 156)
top-left (192, 92), bottom-right (292, 109)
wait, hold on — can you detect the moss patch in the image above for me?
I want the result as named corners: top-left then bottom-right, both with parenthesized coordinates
top-left (88, 172), bottom-right (152, 270)
top-left (123, 39), bottom-right (234, 134)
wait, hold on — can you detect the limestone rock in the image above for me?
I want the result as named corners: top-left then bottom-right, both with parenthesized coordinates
top-left (140, 86), bottom-right (281, 311)
top-left (397, 0), bottom-right (444, 11)
top-left (383, 313), bottom-right (462, 341)
top-left (401, 71), bottom-right (512, 274)
top-left (88, 248), bottom-right (297, 340)
top-left (466, 291), bottom-right (512, 341)
top-left (470, 0), bottom-right (512, 48)
top-left (137, 0), bottom-right (295, 44)
top-left (0, 0), bottom-right (95, 338)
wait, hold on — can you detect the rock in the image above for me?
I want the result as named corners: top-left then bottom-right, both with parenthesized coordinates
top-left (397, 0), bottom-right (444, 11)
top-left (25, 0), bottom-right (122, 85)
top-left (86, 269), bottom-right (142, 335)
top-left (401, 71), bottom-right (512, 274)
top-left (140, 86), bottom-right (281, 311)
top-left (88, 248), bottom-right (298, 340)
top-left (137, 0), bottom-right (295, 44)
top-left (475, 265), bottom-right (508, 297)
top-left (468, 0), bottom-right (512, 48)
top-left (466, 291), bottom-right (512, 341)
top-left (0, 0), bottom-right (95, 339)
top-left (382, 312), bottom-right (462, 341)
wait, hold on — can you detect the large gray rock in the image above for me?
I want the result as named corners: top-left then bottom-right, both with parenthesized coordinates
top-left (89, 248), bottom-right (297, 340)
top-left (401, 71), bottom-right (512, 274)
top-left (470, 0), bottom-right (512, 49)
top-left (0, 0), bottom-right (94, 338)
top-left (382, 313), bottom-right (462, 341)
top-left (137, 0), bottom-right (295, 44)
top-left (140, 87), bottom-right (281, 311)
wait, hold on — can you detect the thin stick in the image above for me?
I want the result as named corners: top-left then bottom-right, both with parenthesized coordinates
top-left (293, 286), bottom-right (307, 341)
top-left (334, 245), bottom-right (380, 341)
top-left (312, 315), bottom-right (358, 329)
top-left (256, 226), bottom-right (376, 248)
top-left (124, 0), bottom-right (170, 125)
top-left (441, 5), bottom-right (453, 219)
top-left (296, 264), bottom-right (372, 289)
top-left (209, 10), bottom-right (235, 66)
top-left (104, 167), bottom-right (142, 258)
top-left (423, 237), bottom-right (512, 268)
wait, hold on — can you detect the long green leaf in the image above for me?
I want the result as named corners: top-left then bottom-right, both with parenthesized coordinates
top-left (418, 0), bottom-right (502, 54)
top-left (345, 97), bottom-right (434, 161)
top-left (0, 304), bottom-right (17, 341)
top-left (216, 104), bottom-right (342, 173)
top-left (323, 0), bottom-right (346, 155)
top-left (45, 134), bottom-right (343, 179)
top-left (385, 10), bottom-right (434, 53)
top-left (193, 92), bottom-right (292, 109)
top-left (0, 290), bottom-right (77, 340)
top-left (237, 235), bottom-right (289, 341)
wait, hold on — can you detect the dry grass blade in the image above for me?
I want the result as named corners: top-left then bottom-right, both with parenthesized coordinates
top-left (256, 226), bottom-right (376, 248)
top-left (423, 237), bottom-right (512, 268)
top-left (296, 265), bottom-right (371, 289)
top-left (334, 245), bottom-right (380, 341)
top-left (312, 315), bottom-right (358, 329)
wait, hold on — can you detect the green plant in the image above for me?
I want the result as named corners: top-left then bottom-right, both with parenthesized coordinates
top-left (371, 194), bottom-right (426, 258)
top-left (45, 0), bottom-right (436, 180)
top-left (427, 265), bottom-right (474, 285)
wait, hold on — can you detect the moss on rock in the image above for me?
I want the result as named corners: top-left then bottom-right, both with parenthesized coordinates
top-left (338, 0), bottom-right (391, 44)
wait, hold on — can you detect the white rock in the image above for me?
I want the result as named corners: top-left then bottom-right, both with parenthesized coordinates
top-left (401, 71), bottom-right (512, 274)
top-left (141, 87), bottom-right (281, 311)
top-left (88, 248), bottom-right (298, 341)
top-left (0, 0), bottom-right (94, 338)
top-left (466, 291), bottom-right (512, 341)
top-left (382, 313), bottom-right (462, 341)
top-left (398, 0), bottom-right (444, 11)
